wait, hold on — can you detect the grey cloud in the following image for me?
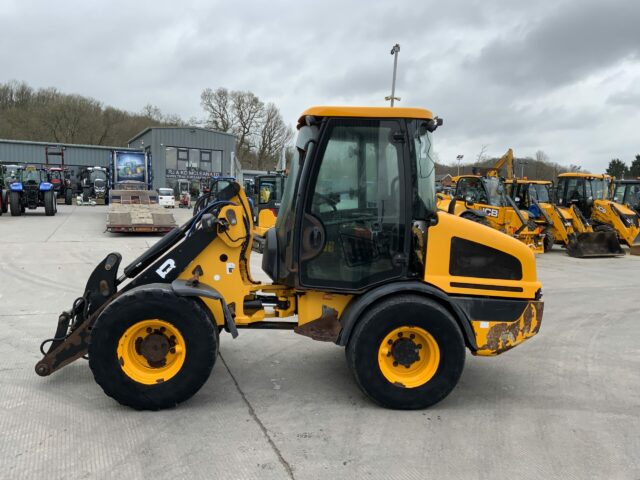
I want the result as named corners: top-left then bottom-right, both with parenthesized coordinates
top-left (470, 0), bottom-right (640, 90)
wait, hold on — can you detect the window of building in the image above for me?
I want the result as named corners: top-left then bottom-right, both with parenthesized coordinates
top-left (200, 150), bottom-right (212, 172)
top-left (165, 147), bottom-right (177, 170)
top-left (177, 149), bottom-right (188, 170)
top-left (212, 150), bottom-right (222, 173)
top-left (189, 149), bottom-right (199, 169)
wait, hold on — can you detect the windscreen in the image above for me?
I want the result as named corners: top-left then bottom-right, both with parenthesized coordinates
top-left (90, 170), bottom-right (107, 183)
top-left (158, 188), bottom-right (173, 196)
top-left (22, 168), bottom-right (45, 184)
top-left (412, 124), bottom-right (437, 215)
top-left (481, 177), bottom-right (505, 206)
top-left (529, 184), bottom-right (551, 203)
top-left (590, 179), bottom-right (610, 200)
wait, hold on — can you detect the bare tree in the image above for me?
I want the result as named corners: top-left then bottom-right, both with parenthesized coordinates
top-left (232, 90), bottom-right (264, 155)
top-left (256, 103), bottom-right (293, 170)
top-left (476, 144), bottom-right (488, 164)
top-left (200, 87), bottom-right (235, 132)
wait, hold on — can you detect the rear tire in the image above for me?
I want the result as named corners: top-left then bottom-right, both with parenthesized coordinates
top-left (10, 191), bottom-right (22, 216)
top-left (65, 188), bottom-right (73, 205)
top-left (543, 231), bottom-right (555, 252)
top-left (1, 192), bottom-right (7, 213)
top-left (346, 294), bottom-right (465, 409)
top-left (89, 287), bottom-right (218, 410)
top-left (44, 191), bottom-right (55, 216)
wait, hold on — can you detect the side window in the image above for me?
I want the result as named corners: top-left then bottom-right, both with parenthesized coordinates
top-left (300, 119), bottom-right (405, 290)
top-left (456, 178), bottom-right (487, 204)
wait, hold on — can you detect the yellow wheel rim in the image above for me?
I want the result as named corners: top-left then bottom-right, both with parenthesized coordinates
top-left (116, 319), bottom-right (186, 385)
top-left (378, 326), bottom-right (440, 388)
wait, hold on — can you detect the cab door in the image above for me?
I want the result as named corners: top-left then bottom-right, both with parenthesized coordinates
top-left (297, 118), bottom-right (408, 291)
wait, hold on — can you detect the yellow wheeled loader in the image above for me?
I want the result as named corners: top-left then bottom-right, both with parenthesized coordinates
top-left (250, 172), bottom-right (286, 253)
top-left (556, 173), bottom-right (640, 255)
top-left (35, 106), bottom-right (543, 411)
top-left (437, 174), bottom-right (546, 253)
top-left (507, 179), bottom-right (623, 257)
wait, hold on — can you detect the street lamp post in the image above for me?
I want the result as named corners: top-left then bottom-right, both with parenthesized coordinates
top-left (456, 154), bottom-right (464, 176)
top-left (385, 44), bottom-right (401, 107)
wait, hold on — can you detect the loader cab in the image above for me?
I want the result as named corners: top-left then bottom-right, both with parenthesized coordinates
top-left (556, 174), bottom-right (612, 218)
top-left (454, 175), bottom-right (505, 207)
top-left (510, 181), bottom-right (552, 210)
top-left (614, 180), bottom-right (640, 211)
top-left (264, 107), bottom-right (441, 292)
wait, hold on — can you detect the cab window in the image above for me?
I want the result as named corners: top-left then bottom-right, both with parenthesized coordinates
top-left (300, 118), bottom-right (405, 290)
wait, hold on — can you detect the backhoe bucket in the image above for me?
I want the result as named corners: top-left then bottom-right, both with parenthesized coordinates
top-left (566, 231), bottom-right (625, 258)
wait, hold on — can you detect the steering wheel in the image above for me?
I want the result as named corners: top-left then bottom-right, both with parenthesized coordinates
top-left (313, 192), bottom-right (338, 212)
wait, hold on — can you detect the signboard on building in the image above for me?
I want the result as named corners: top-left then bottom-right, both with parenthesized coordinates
top-left (166, 169), bottom-right (222, 180)
top-left (114, 151), bottom-right (147, 183)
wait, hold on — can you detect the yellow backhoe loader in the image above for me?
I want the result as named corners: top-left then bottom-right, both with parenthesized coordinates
top-left (508, 179), bottom-right (623, 257)
top-left (35, 106), bottom-right (543, 411)
top-left (437, 173), bottom-right (546, 253)
top-left (556, 173), bottom-right (640, 255)
top-left (614, 179), bottom-right (640, 212)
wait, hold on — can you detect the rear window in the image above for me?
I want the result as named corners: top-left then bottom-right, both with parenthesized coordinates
top-left (158, 188), bottom-right (173, 196)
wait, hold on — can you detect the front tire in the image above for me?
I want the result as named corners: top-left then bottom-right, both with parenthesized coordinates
top-left (65, 188), bottom-right (73, 205)
top-left (44, 191), bottom-right (55, 216)
top-left (346, 294), bottom-right (465, 409)
top-left (89, 286), bottom-right (218, 410)
top-left (543, 231), bottom-right (555, 252)
top-left (10, 191), bottom-right (22, 216)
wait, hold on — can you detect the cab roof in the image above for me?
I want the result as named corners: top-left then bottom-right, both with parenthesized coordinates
top-left (505, 179), bottom-right (552, 185)
top-left (297, 106), bottom-right (434, 129)
top-left (557, 172), bottom-right (610, 180)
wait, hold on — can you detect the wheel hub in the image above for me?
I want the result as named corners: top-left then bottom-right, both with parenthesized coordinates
top-left (391, 338), bottom-right (420, 367)
top-left (137, 332), bottom-right (171, 366)
top-left (377, 326), bottom-right (441, 388)
top-left (117, 319), bottom-right (185, 385)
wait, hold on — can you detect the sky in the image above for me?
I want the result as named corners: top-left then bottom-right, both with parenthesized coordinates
top-left (2, 0), bottom-right (640, 172)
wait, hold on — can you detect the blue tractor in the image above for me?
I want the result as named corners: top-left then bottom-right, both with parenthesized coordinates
top-left (9, 165), bottom-right (57, 216)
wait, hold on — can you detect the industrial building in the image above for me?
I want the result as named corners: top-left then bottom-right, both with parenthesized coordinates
top-left (0, 126), bottom-right (236, 193)
top-left (127, 126), bottom-right (236, 193)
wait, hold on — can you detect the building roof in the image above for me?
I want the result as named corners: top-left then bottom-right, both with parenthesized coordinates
top-left (0, 138), bottom-right (141, 151)
top-left (128, 126), bottom-right (236, 144)
top-left (297, 106), bottom-right (434, 128)
top-left (435, 173), bottom-right (453, 181)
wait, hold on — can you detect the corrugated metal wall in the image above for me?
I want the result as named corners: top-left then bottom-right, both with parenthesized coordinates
top-left (0, 139), bottom-right (141, 167)
top-left (1, 127), bottom-right (237, 190)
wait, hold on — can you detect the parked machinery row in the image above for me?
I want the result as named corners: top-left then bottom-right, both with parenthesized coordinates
top-left (436, 150), bottom-right (640, 257)
top-left (0, 162), bottom-right (112, 216)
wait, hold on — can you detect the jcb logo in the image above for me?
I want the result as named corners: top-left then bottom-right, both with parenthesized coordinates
top-left (482, 208), bottom-right (499, 218)
top-left (156, 259), bottom-right (176, 279)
